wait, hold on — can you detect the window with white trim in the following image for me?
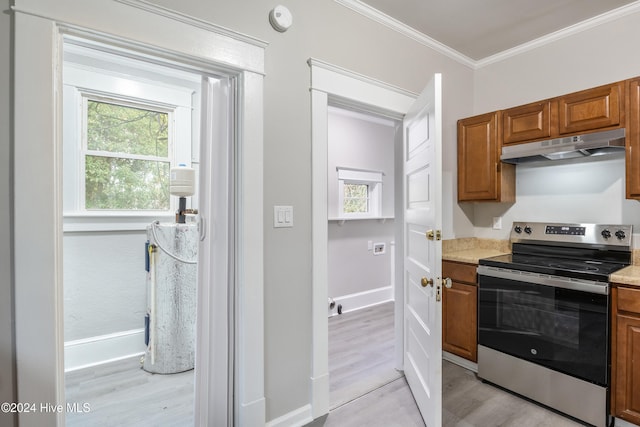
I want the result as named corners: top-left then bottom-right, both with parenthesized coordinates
top-left (337, 168), bottom-right (382, 218)
top-left (62, 42), bottom-right (199, 223)
top-left (84, 97), bottom-right (172, 211)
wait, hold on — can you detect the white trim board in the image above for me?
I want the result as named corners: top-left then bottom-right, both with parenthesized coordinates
top-left (265, 404), bottom-right (313, 427)
top-left (334, 0), bottom-right (640, 70)
top-left (309, 58), bottom-right (415, 420)
top-left (64, 329), bottom-right (145, 372)
top-left (443, 351), bottom-right (478, 374)
top-left (12, 1), bottom-right (265, 426)
top-left (328, 286), bottom-right (393, 317)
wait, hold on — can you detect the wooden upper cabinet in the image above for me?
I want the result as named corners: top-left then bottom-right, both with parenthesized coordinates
top-left (457, 112), bottom-right (515, 202)
top-left (503, 100), bottom-right (556, 145)
top-left (626, 78), bottom-right (640, 199)
top-left (558, 82), bottom-right (624, 135)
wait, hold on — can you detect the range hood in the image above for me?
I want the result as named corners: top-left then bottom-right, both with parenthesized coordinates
top-left (501, 128), bottom-right (626, 164)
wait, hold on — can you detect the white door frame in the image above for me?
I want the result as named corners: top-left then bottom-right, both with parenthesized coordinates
top-left (12, 1), bottom-right (265, 425)
top-left (308, 58), bottom-right (417, 418)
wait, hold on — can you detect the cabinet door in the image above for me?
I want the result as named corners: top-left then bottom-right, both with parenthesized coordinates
top-left (613, 312), bottom-right (640, 425)
top-left (503, 101), bottom-right (556, 144)
top-left (457, 112), bottom-right (515, 202)
top-left (442, 281), bottom-right (477, 362)
top-left (558, 82), bottom-right (623, 134)
top-left (626, 78), bottom-right (640, 199)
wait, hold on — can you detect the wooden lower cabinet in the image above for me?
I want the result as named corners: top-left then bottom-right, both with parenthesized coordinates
top-left (611, 285), bottom-right (640, 425)
top-left (442, 261), bottom-right (477, 362)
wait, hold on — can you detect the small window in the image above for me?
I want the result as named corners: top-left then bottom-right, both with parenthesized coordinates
top-left (343, 183), bottom-right (369, 214)
top-left (337, 168), bottom-right (382, 218)
top-left (84, 99), bottom-right (171, 211)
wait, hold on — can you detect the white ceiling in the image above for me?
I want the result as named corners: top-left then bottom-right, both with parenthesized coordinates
top-left (355, 0), bottom-right (639, 61)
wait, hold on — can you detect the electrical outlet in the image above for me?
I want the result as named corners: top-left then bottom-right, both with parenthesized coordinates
top-left (493, 216), bottom-right (502, 230)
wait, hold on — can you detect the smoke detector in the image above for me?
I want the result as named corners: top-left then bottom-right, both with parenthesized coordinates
top-left (269, 5), bottom-right (292, 32)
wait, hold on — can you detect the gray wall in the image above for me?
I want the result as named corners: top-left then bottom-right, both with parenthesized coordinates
top-left (7, 0), bottom-right (639, 424)
top-left (471, 9), bottom-right (640, 241)
top-left (327, 109), bottom-right (396, 218)
top-left (63, 231), bottom-right (147, 341)
top-left (327, 109), bottom-right (396, 302)
top-left (328, 220), bottom-right (394, 299)
top-left (3, 0), bottom-right (475, 423)
top-left (0, 0), bottom-right (16, 425)
top-left (141, 1), bottom-right (473, 421)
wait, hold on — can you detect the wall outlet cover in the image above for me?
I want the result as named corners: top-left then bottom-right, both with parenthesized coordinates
top-left (373, 242), bottom-right (385, 255)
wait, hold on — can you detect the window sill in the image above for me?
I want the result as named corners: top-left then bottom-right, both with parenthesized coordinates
top-left (329, 216), bottom-right (394, 226)
top-left (63, 212), bottom-right (176, 232)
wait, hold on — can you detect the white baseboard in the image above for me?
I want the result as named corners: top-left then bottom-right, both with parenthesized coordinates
top-left (328, 286), bottom-right (393, 316)
top-left (443, 351), bottom-right (478, 373)
top-left (265, 404), bottom-right (313, 427)
top-left (310, 372), bottom-right (329, 419)
top-left (64, 329), bottom-right (146, 372)
top-left (239, 396), bottom-right (267, 427)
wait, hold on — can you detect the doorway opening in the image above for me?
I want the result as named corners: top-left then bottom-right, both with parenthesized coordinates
top-left (326, 105), bottom-right (403, 409)
top-left (61, 37), bottom-right (226, 426)
top-left (13, 3), bottom-right (266, 424)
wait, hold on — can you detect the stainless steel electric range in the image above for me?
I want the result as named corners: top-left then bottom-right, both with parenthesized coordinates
top-left (477, 222), bottom-right (633, 427)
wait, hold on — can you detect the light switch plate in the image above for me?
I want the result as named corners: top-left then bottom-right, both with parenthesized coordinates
top-left (274, 205), bottom-right (293, 228)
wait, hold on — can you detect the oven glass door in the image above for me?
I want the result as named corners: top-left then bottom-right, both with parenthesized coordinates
top-left (478, 273), bottom-right (609, 386)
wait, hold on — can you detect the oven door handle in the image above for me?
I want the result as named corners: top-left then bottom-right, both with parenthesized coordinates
top-left (476, 265), bottom-right (609, 295)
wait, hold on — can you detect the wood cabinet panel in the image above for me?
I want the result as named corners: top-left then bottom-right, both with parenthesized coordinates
top-left (443, 261), bottom-right (476, 284)
top-left (618, 286), bottom-right (640, 313)
top-left (442, 261), bottom-right (477, 362)
top-left (611, 286), bottom-right (640, 425)
top-left (558, 82), bottom-right (624, 135)
top-left (503, 101), bottom-right (556, 144)
top-left (626, 78), bottom-right (640, 199)
top-left (457, 112), bottom-right (515, 202)
top-left (443, 281), bottom-right (477, 362)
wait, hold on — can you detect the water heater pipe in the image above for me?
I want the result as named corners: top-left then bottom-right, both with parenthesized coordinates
top-left (148, 243), bottom-right (156, 365)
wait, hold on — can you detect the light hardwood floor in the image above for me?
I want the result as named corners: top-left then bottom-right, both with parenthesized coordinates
top-left (329, 301), bottom-right (402, 409)
top-left (65, 357), bottom-right (194, 426)
top-left (65, 301), bottom-right (585, 426)
top-left (322, 301), bottom-right (584, 427)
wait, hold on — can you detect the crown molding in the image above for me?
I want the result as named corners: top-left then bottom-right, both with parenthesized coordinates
top-left (115, 0), bottom-right (268, 49)
top-left (477, 0), bottom-right (640, 68)
top-left (334, 0), bottom-right (476, 69)
top-left (335, 0), bottom-right (640, 70)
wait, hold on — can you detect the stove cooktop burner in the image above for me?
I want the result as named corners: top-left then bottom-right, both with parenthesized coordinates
top-left (479, 253), bottom-right (627, 282)
top-left (479, 222), bottom-right (633, 283)
top-left (546, 262), bottom-right (600, 272)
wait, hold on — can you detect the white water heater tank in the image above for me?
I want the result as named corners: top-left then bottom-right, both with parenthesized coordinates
top-left (170, 164), bottom-right (195, 197)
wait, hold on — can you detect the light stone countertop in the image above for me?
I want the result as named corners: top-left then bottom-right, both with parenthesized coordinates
top-left (443, 248), bottom-right (510, 265)
top-left (610, 265), bottom-right (640, 287)
top-left (442, 238), bottom-right (510, 265)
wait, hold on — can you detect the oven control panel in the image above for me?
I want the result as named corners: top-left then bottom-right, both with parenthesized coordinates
top-left (511, 222), bottom-right (633, 248)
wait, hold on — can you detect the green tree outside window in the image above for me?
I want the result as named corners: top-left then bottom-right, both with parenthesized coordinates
top-left (85, 100), bottom-right (170, 210)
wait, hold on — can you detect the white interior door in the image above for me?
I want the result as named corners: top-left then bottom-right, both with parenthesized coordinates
top-left (402, 73), bottom-right (443, 427)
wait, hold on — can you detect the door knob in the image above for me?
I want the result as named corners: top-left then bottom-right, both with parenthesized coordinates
top-left (444, 277), bottom-right (452, 288)
top-left (421, 277), bottom-right (434, 287)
